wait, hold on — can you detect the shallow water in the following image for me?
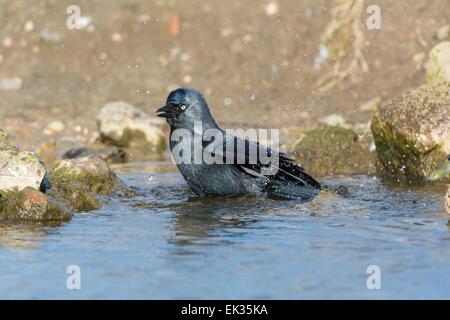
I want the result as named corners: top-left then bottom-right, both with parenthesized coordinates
top-left (0, 162), bottom-right (449, 299)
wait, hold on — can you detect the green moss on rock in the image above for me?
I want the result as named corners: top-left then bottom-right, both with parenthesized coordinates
top-left (371, 82), bottom-right (450, 182)
top-left (0, 129), bottom-right (12, 150)
top-left (48, 156), bottom-right (121, 212)
top-left (290, 126), bottom-right (376, 177)
top-left (0, 187), bottom-right (72, 222)
top-left (0, 131), bottom-right (46, 192)
top-left (96, 101), bottom-right (167, 153)
top-left (426, 41), bottom-right (450, 84)
top-left (99, 128), bottom-right (165, 152)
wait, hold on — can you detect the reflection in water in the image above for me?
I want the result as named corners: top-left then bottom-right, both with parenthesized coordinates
top-left (166, 195), bottom-right (314, 246)
top-left (167, 196), bottom-right (260, 245)
top-left (0, 221), bottom-right (65, 249)
top-left (1, 166), bottom-right (450, 299)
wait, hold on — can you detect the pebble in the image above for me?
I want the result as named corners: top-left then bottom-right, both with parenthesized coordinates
top-left (314, 44), bottom-right (329, 70)
top-left (320, 114), bottom-right (347, 127)
top-left (24, 20), bottom-right (34, 32)
top-left (221, 28), bottom-right (233, 37)
top-left (111, 33), bottom-right (123, 42)
top-left (436, 25), bottom-right (449, 41)
top-left (0, 77), bottom-right (22, 91)
top-left (170, 47), bottom-right (180, 57)
top-left (180, 52), bottom-right (190, 62)
top-left (182, 75), bottom-right (192, 84)
top-left (224, 97), bottom-right (233, 106)
top-left (2, 36), bottom-right (12, 48)
top-left (76, 16), bottom-right (92, 29)
top-left (138, 15), bottom-right (150, 23)
top-left (265, 2), bottom-right (279, 16)
top-left (40, 29), bottom-right (61, 43)
top-left (44, 121), bottom-right (65, 134)
top-left (359, 97), bottom-right (381, 112)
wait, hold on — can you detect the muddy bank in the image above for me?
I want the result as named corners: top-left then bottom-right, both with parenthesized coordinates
top-left (1, 0), bottom-right (449, 157)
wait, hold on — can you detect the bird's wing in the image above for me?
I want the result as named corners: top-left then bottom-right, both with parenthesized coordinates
top-left (203, 131), bottom-right (321, 189)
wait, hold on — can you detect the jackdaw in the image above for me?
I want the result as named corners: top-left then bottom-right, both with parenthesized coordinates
top-left (156, 88), bottom-right (321, 200)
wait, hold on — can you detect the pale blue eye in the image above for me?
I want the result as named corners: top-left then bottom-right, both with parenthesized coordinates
top-left (180, 105), bottom-right (187, 110)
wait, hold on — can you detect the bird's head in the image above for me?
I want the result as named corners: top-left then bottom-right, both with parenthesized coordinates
top-left (427, 154), bottom-right (450, 182)
top-left (156, 88), bottom-right (217, 129)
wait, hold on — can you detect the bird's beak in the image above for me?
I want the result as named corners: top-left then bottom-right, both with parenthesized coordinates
top-left (427, 158), bottom-right (450, 181)
top-left (156, 104), bottom-right (173, 118)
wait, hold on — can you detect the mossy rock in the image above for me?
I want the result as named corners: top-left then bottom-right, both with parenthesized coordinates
top-left (97, 101), bottom-right (166, 153)
top-left (46, 185), bottom-right (101, 212)
top-left (49, 156), bottom-right (118, 194)
top-left (62, 146), bottom-right (128, 164)
top-left (0, 187), bottom-right (72, 222)
top-left (371, 82), bottom-right (450, 182)
top-left (290, 126), bottom-right (376, 177)
top-left (0, 129), bottom-right (46, 192)
top-left (426, 41), bottom-right (450, 84)
top-left (99, 128), bottom-right (165, 152)
top-left (0, 129), bottom-right (13, 150)
top-left (48, 156), bottom-right (121, 212)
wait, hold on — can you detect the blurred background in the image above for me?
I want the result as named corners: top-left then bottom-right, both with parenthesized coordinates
top-left (1, 0), bottom-right (450, 300)
top-left (1, 0), bottom-right (449, 160)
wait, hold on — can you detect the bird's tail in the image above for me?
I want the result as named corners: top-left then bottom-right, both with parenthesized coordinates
top-left (263, 154), bottom-right (321, 200)
top-left (265, 181), bottom-right (320, 200)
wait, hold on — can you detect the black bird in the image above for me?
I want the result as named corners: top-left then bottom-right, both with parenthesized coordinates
top-left (156, 88), bottom-right (321, 200)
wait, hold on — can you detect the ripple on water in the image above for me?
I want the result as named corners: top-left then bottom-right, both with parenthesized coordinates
top-left (0, 163), bottom-right (449, 299)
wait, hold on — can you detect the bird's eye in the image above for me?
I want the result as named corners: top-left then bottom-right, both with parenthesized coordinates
top-left (180, 105), bottom-right (187, 110)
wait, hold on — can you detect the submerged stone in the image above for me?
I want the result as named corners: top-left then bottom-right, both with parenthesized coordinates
top-left (371, 82), bottom-right (450, 182)
top-left (290, 126), bottom-right (376, 177)
top-left (97, 101), bottom-right (166, 152)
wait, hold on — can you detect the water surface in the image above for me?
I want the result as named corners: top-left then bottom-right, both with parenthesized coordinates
top-left (1, 162), bottom-right (449, 299)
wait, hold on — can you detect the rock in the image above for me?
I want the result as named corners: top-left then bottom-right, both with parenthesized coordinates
top-left (446, 187), bottom-right (450, 215)
top-left (436, 25), bottom-right (449, 41)
top-left (39, 28), bottom-right (61, 43)
top-left (44, 120), bottom-right (65, 134)
top-left (319, 114), bottom-right (349, 127)
top-left (427, 155), bottom-right (450, 182)
top-left (97, 101), bottom-right (166, 152)
top-left (0, 77), bottom-right (22, 91)
top-left (0, 129), bottom-right (12, 149)
top-left (426, 41), bottom-right (450, 84)
top-left (0, 187), bottom-right (72, 222)
top-left (0, 130), bottom-right (46, 192)
top-left (290, 126), bottom-right (376, 177)
top-left (48, 156), bottom-right (121, 211)
top-left (371, 82), bottom-right (450, 182)
top-left (62, 146), bottom-right (127, 164)
top-left (359, 97), bottom-right (381, 112)
top-left (265, 2), bottom-right (279, 16)
top-left (413, 52), bottom-right (426, 70)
